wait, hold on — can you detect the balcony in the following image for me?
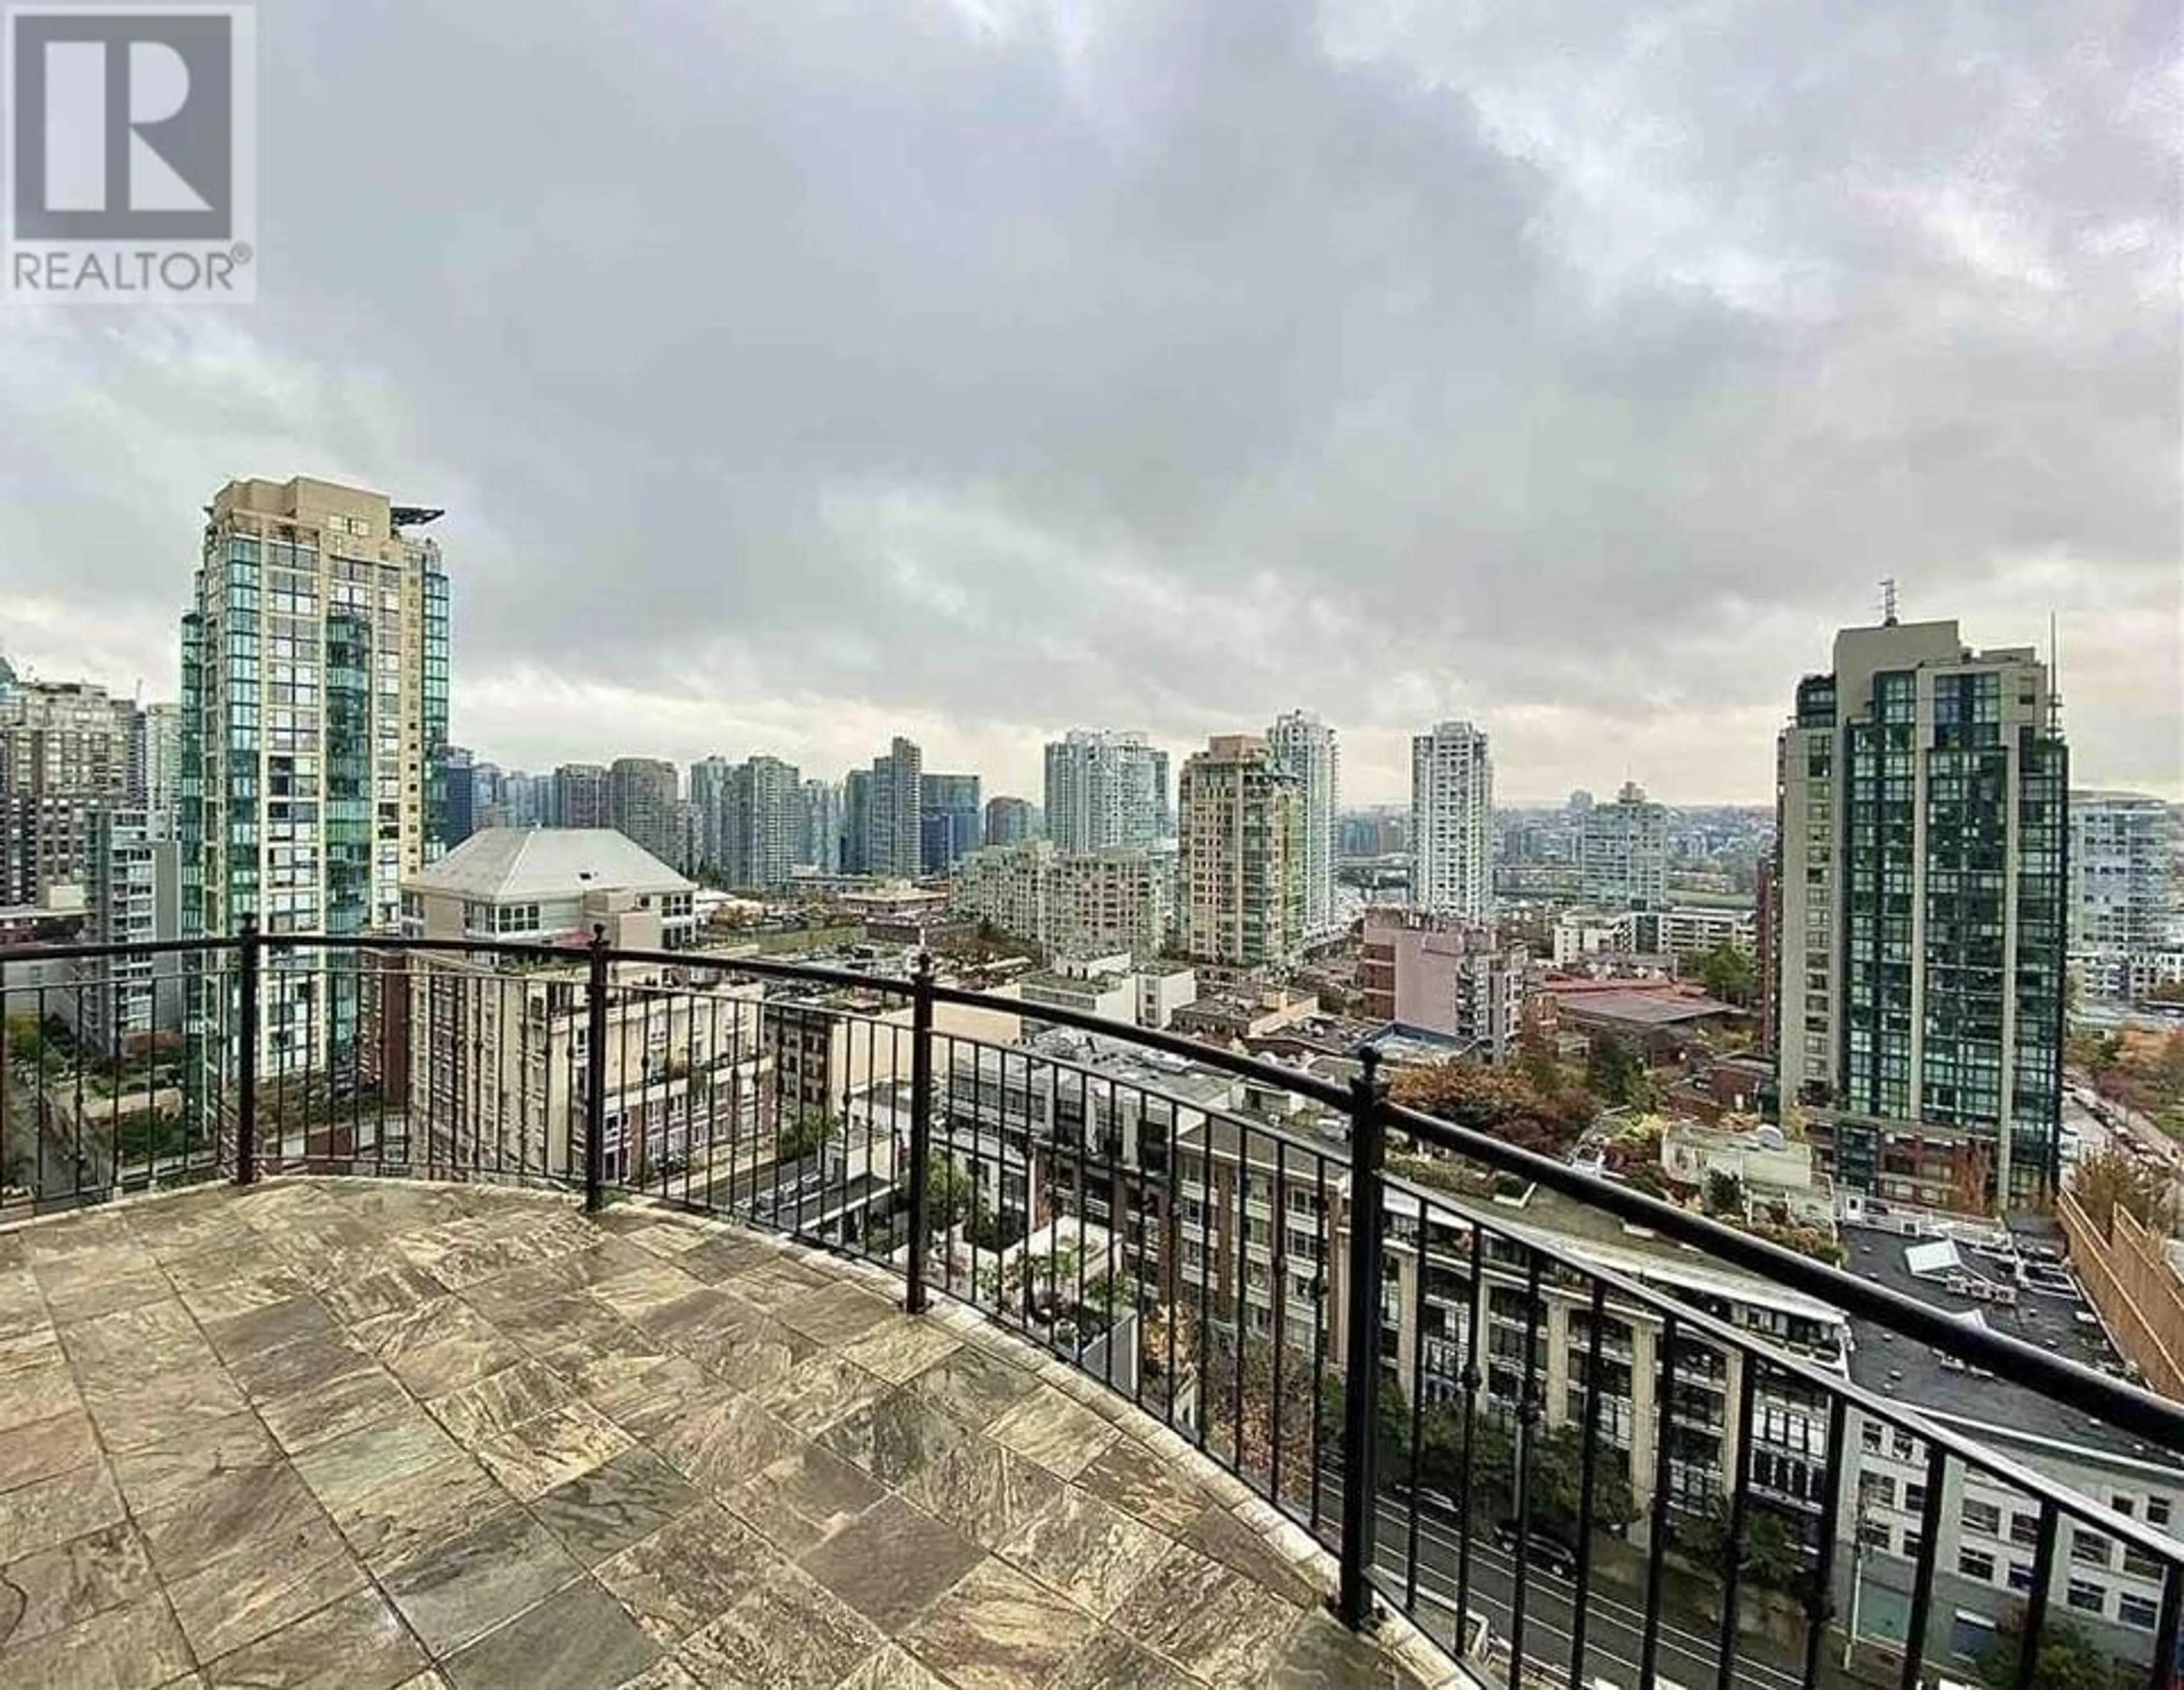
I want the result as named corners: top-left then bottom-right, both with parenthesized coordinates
top-left (0, 1178), bottom-right (1446, 1689)
top-left (5, 928), bottom-right (2184, 1690)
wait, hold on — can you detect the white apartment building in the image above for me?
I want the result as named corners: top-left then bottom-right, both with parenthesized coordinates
top-left (1044, 730), bottom-right (1166, 854)
top-left (2069, 792), bottom-right (2174, 951)
top-left (2069, 791), bottom-right (2177, 1004)
top-left (1410, 721), bottom-right (1492, 921)
top-left (140, 703), bottom-right (184, 842)
top-left (396, 829), bottom-right (733, 1178)
top-left (181, 477), bottom-right (450, 1099)
top-left (67, 809), bottom-right (181, 1060)
top-left (725, 755), bottom-right (801, 892)
top-left (1579, 780), bottom-right (1669, 911)
top-left (1267, 712), bottom-right (1339, 940)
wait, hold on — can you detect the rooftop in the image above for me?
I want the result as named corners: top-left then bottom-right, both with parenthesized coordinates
top-left (1545, 987), bottom-right (1737, 1027)
top-left (0, 1178), bottom-right (1451, 1689)
top-left (406, 829), bottom-right (693, 904)
top-left (1843, 1221), bottom-right (2184, 1473)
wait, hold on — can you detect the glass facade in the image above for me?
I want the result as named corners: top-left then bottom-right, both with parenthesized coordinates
top-left (1780, 626), bottom-right (2067, 1208)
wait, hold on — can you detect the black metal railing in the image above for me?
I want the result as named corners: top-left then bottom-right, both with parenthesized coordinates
top-left (6, 926), bottom-right (2183, 1690)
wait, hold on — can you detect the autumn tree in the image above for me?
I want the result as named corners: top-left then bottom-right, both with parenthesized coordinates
top-left (2069, 1145), bottom-right (2173, 1241)
top-left (1391, 1062), bottom-right (1595, 1161)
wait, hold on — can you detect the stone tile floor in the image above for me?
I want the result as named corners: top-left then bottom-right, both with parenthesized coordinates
top-left (0, 1178), bottom-right (1461, 1689)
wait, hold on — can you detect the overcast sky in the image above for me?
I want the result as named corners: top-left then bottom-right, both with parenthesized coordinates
top-left (2, 0), bottom-right (2177, 805)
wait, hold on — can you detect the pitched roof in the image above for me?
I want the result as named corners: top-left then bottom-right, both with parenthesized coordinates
top-left (404, 829), bottom-right (692, 902)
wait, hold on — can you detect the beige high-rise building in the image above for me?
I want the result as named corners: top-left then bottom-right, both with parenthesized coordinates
top-left (1410, 721), bottom-right (1492, 920)
top-left (1176, 735), bottom-right (1305, 967)
top-left (952, 839), bottom-right (1170, 960)
top-left (181, 477), bottom-right (450, 1095)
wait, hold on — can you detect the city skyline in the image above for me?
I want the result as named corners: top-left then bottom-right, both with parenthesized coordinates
top-left (1, 2), bottom-right (2173, 809)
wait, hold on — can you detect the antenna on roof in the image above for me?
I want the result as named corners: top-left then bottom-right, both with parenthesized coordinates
top-left (1880, 578), bottom-right (1899, 627)
top-left (2048, 611), bottom-right (2063, 735)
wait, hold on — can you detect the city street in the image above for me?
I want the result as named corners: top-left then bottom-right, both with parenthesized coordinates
top-left (1318, 1472), bottom-right (1831, 1690)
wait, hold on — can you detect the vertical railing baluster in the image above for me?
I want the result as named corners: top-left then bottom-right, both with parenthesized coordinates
top-left (2014, 1499), bottom-right (2059, 1690)
top-left (1717, 1355), bottom-right (1760, 1690)
top-left (1232, 1129), bottom-right (1250, 1471)
top-left (234, 921), bottom-right (259, 1187)
top-left (582, 926), bottom-right (607, 1213)
top-left (1801, 1395), bottom-right (1848, 1690)
top-left (1404, 1198), bottom-right (1429, 1617)
top-left (1334, 1046), bottom-right (1388, 1630)
top-left (1508, 1248), bottom-right (1543, 1690)
top-left (1454, 1221), bottom-right (1484, 1625)
top-left (1272, 1138), bottom-right (1290, 1507)
top-left (905, 955), bottom-right (933, 1314)
top-left (1569, 1279), bottom-right (1607, 1690)
top-left (1639, 1311), bottom-right (1678, 1687)
top-left (1898, 1442), bottom-right (1950, 1690)
top-left (1310, 1148), bottom-right (1329, 1541)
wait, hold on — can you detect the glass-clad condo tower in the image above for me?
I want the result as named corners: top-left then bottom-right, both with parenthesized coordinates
top-left (1775, 618), bottom-right (2067, 1211)
top-left (181, 478), bottom-right (450, 1151)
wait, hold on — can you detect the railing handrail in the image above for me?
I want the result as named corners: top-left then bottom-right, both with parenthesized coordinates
top-left (1378, 1166), bottom-right (2184, 1564)
top-left (15, 926), bottom-right (2184, 1680)
top-left (1385, 1100), bottom-right (2184, 1458)
top-left (14, 930), bottom-right (2182, 1451)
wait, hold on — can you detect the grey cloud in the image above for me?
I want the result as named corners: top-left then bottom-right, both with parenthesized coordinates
top-left (0, 0), bottom-right (2173, 800)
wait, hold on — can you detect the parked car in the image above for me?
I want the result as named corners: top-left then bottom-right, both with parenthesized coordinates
top-left (1491, 1517), bottom-right (1579, 1577)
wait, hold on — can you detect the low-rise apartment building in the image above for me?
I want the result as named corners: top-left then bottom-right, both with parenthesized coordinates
top-left (1358, 907), bottom-right (1526, 1060)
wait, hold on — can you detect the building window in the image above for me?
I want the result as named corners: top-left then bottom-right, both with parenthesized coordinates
top-left (2065, 1579), bottom-right (2106, 1616)
top-left (2148, 1497), bottom-right (2172, 1529)
top-left (1957, 1548), bottom-right (1996, 1583)
top-left (2009, 1514), bottom-right (2040, 1548)
top-left (2119, 1593), bottom-right (2160, 1630)
top-left (2072, 1531), bottom-right (2111, 1568)
top-left (2005, 1561), bottom-right (2035, 1593)
top-left (1961, 1500), bottom-right (2002, 1536)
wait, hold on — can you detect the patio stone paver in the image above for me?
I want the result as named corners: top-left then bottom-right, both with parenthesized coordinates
top-left (0, 1178), bottom-right (1447, 1688)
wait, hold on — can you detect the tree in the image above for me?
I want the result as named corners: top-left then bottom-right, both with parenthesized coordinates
top-left (2069, 1144), bottom-right (2174, 1240)
top-left (3, 1013), bottom-right (42, 1064)
top-left (1975, 1606), bottom-right (2133, 1690)
top-left (1516, 996), bottom-right (1564, 1094)
top-left (777, 1109), bottom-right (832, 1162)
top-left (1586, 1038), bottom-right (1653, 1111)
top-left (1322, 1373), bottom-right (1416, 1479)
top-left (1697, 943), bottom-right (1757, 1008)
top-left (1704, 1170), bottom-right (1745, 1218)
top-left (925, 1154), bottom-right (976, 1229)
top-left (1392, 1062), bottom-right (1595, 1161)
top-left (1679, 1498), bottom-right (1806, 1593)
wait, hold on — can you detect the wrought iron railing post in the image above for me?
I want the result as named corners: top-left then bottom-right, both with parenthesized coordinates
top-left (1334, 1045), bottom-right (1388, 1631)
top-left (234, 919), bottom-right (259, 1186)
top-left (904, 951), bottom-right (934, 1315)
top-left (583, 925), bottom-right (609, 1213)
